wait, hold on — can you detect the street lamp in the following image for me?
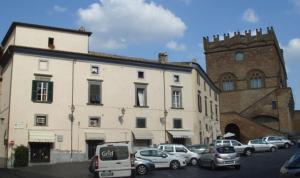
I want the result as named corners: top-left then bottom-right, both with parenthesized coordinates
top-left (69, 105), bottom-right (75, 160)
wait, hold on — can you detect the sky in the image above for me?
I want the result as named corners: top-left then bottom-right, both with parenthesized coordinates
top-left (0, 0), bottom-right (300, 109)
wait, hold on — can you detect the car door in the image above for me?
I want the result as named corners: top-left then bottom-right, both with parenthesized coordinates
top-left (258, 139), bottom-right (269, 151)
top-left (156, 150), bottom-right (170, 168)
top-left (231, 140), bottom-right (243, 153)
top-left (175, 146), bottom-right (189, 161)
top-left (251, 140), bottom-right (262, 151)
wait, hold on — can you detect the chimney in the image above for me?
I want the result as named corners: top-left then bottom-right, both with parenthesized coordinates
top-left (158, 52), bottom-right (168, 64)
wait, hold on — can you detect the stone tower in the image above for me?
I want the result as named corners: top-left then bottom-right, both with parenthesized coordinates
top-left (204, 27), bottom-right (296, 142)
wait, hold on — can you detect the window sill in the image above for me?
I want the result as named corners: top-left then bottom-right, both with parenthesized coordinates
top-left (134, 105), bottom-right (149, 108)
top-left (87, 103), bottom-right (103, 106)
top-left (32, 101), bottom-right (52, 104)
top-left (171, 107), bottom-right (184, 110)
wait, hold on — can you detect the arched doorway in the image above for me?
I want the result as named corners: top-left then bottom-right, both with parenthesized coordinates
top-left (225, 123), bottom-right (240, 141)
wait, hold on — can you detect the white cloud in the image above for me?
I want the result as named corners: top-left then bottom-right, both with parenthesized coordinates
top-left (166, 41), bottom-right (186, 51)
top-left (53, 5), bottom-right (67, 12)
top-left (77, 0), bottom-right (186, 50)
top-left (282, 38), bottom-right (300, 61)
top-left (242, 8), bottom-right (259, 23)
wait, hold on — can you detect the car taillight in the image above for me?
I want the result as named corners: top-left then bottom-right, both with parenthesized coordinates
top-left (94, 155), bottom-right (99, 170)
top-left (215, 154), bottom-right (221, 158)
top-left (130, 154), bottom-right (135, 167)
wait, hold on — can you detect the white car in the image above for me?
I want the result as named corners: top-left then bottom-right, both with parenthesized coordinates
top-left (93, 142), bottom-right (134, 178)
top-left (158, 144), bottom-right (200, 166)
top-left (262, 136), bottom-right (293, 148)
top-left (135, 148), bottom-right (187, 170)
top-left (247, 139), bottom-right (278, 152)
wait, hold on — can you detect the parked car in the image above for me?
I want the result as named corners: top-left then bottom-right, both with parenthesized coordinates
top-left (262, 136), bottom-right (292, 148)
top-left (247, 139), bottom-right (277, 152)
top-left (134, 157), bottom-right (155, 175)
top-left (214, 139), bottom-right (255, 156)
top-left (187, 144), bottom-right (208, 154)
top-left (280, 153), bottom-right (300, 177)
top-left (135, 148), bottom-right (187, 170)
top-left (158, 144), bottom-right (201, 166)
top-left (199, 145), bottom-right (240, 170)
top-left (90, 142), bottom-right (135, 178)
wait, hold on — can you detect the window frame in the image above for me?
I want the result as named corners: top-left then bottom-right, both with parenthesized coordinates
top-left (38, 60), bottom-right (49, 71)
top-left (234, 51), bottom-right (245, 61)
top-left (173, 75), bottom-right (180, 83)
top-left (171, 86), bottom-right (183, 109)
top-left (89, 117), bottom-right (101, 127)
top-left (136, 117), bottom-right (147, 128)
top-left (91, 65), bottom-right (100, 75)
top-left (135, 83), bottom-right (148, 107)
top-left (88, 80), bottom-right (102, 105)
top-left (138, 71), bottom-right (144, 79)
top-left (198, 91), bottom-right (202, 113)
top-left (34, 114), bottom-right (48, 126)
top-left (173, 118), bottom-right (183, 129)
top-left (32, 80), bottom-right (53, 103)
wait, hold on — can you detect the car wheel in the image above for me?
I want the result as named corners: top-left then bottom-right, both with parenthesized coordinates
top-left (210, 161), bottom-right (216, 170)
top-left (190, 158), bottom-right (198, 166)
top-left (235, 165), bottom-right (241, 170)
top-left (93, 171), bottom-right (99, 178)
top-left (136, 164), bottom-right (148, 175)
top-left (170, 160), bottom-right (180, 170)
top-left (270, 147), bottom-right (276, 152)
top-left (284, 143), bottom-right (290, 149)
top-left (244, 149), bottom-right (252, 156)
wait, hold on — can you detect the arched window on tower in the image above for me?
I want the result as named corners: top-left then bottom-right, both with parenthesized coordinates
top-left (220, 73), bottom-right (236, 91)
top-left (249, 70), bottom-right (265, 89)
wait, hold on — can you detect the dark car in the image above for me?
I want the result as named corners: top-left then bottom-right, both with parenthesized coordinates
top-left (89, 156), bottom-right (155, 176)
top-left (280, 153), bottom-right (300, 178)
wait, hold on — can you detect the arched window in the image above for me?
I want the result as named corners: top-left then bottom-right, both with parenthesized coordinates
top-left (234, 52), bottom-right (245, 61)
top-left (220, 73), bottom-right (236, 91)
top-left (249, 70), bottom-right (264, 89)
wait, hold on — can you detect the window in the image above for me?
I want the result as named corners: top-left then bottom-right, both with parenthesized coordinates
top-left (48, 37), bottom-right (54, 48)
top-left (214, 92), bottom-right (218, 101)
top-left (89, 117), bottom-right (100, 127)
top-left (204, 82), bottom-right (207, 91)
top-left (231, 140), bottom-right (241, 146)
top-left (234, 52), bottom-right (245, 61)
top-left (91, 65), bottom-right (99, 75)
top-left (210, 101), bottom-right (213, 119)
top-left (99, 146), bottom-right (129, 161)
top-left (39, 60), bottom-right (48, 71)
top-left (171, 87), bottom-right (182, 108)
top-left (32, 80), bottom-right (53, 103)
top-left (249, 70), bottom-right (264, 89)
top-left (174, 75), bottom-right (180, 82)
top-left (272, 101), bottom-right (277, 109)
top-left (215, 105), bottom-right (218, 120)
top-left (221, 73), bottom-right (235, 91)
top-left (136, 118), bottom-right (146, 128)
top-left (197, 73), bottom-right (200, 85)
top-left (35, 115), bottom-right (47, 126)
top-left (204, 96), bottom-right (208, 116)
top-left (135, 84), bottom-right (147, 107)
top-left (209, 88), bottom-right (212, 96)
top-left (138, 71), bottom-right (144, 79)
top-left (198, 91), bottom-right (202, 112)
top-left (88, 80), bottom-right (102, 104)
top-left (164, 146), bottom-right (174, 152)
top-left (175, 146), bottom-right (187, 153)
top-left (205, 124), bottom-right (208, 131)
top-left (173, 119), bottom-right (182, 128)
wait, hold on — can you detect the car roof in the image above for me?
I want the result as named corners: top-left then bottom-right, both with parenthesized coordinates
top-left (137, 148), bottom-right (159, 151)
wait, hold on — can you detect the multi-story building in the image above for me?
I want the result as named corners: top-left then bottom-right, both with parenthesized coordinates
top-left (204, 28), bottom-right (298, 142)
top-left (0, 22), bottom-right (220, 167)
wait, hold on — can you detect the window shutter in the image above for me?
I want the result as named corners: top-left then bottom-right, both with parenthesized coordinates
top-left (31, 80), bottom-right (37, 101)
top-left (48, 81), bottom-right (53, 103)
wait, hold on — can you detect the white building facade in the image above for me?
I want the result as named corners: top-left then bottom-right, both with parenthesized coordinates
top-left (0, 22), bottom-right (221, 167)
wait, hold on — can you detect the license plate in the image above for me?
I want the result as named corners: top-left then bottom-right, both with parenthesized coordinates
top-left (225, 161), bottom-right (234, 164)
top-left (101, 172), bottom-right (114, 176)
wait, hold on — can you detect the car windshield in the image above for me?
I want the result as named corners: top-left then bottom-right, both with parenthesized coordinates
top-left (216, 147), bottom-right (235, 153)
top-left (287, 155), bottom-right (300, 169)
top-left (99, 146), bottom-right (129, 161)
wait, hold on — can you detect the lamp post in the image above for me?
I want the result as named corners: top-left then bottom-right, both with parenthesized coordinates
top-left (70, 105), bottom-right (75, 161)
top-left (164, 110), bottom-right (168, 143)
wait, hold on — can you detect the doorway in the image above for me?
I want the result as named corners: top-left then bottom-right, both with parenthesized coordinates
top-left (86, 140), bottom-right (104, 159)
top-left (29, 142), bottom-right (51, 163)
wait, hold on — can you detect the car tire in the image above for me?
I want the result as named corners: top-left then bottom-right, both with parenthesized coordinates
top-left (284, 143), bottom-right (290, 149)
top-left (210, 161), bottom-right (216, 170)
top-left (270, 147), bottom-right (276, 152)
top-left (244, 148), bottom-right (253, 156)
top-left (136, 164), bottom-right (148, 175)
top-left (170, 160), bottom-right (180, 170)
top-left (93, 171), bottom-right (99, 178)
top-left (190, 158), bottom-right (198, 166)
top-left (235, 165), bottom-right (241, 170)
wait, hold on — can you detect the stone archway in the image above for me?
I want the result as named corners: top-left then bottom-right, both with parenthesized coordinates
top-left (225, 123), bottom-right (240, 141)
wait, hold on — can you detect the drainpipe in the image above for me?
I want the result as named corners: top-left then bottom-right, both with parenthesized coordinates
top-left (70, 60), bottom-right (75, 161)
top-left (163, 70), bottom-right (167, 143)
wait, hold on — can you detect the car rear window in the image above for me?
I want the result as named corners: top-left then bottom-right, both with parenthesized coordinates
top-left (216, 147), bottom-right (235, 153)
top-left (99, 146), bottom-right (129, 161)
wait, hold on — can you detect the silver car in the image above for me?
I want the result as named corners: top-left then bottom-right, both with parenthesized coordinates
top-left (280, 153), bottom-right (300, 177)
top-left (248, 139), bottom-right (277, 152)
top-left (262, 136), bottom-right (292, 148)
top-left (199, 146), bottom-right (240, 170)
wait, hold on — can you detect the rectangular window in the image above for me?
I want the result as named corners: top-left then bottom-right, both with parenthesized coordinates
top-left (174, 75), bottom-right (180, 82)
top-left (138, 71), bottom-right (144, 79)
top-left (89, 117), bottom-right (101, 127)
top-left (197, 73), bottom-right (200, 85)
top-left (215, 105), bottom-right (218, 121)
top-left (210, 101), bottom-right (213, 119)
top-left (135, 84), bottom-right (147, 107)
top-left (32, 80), bottom-right (53, 103)
top-left (209, 88), bottom-right (212, 96)
top-left (91, 65), bottom-right (99, 75)
top-left (198, 91), bottom-right (202, 112)
top-left (88, 80), bottom-right (102, 104)
top-left (214, 92), bottom-right (218, 101)
top-left (205, 96), bottom-right (208, 116)
top-left (272, 101), bottom-right (277, 109)
top-left (136, 118), bottom-right (146, 128)
top-left (204, 82), bottom-right (207, 91)
top-left (172, 87), bottom-right (182, 108)
top-left (173, 118), bottom-right (182, 129)
top-left (39, 60), bottom-right (48, 71)
top-left (35, 115), bottom-right (48, 126)
top-left (48, 37), bottom-right (54, 48)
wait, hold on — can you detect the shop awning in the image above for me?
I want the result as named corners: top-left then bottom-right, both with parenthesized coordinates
top-left (168, 130), bottom-right (194, 139)
top-left (29, 130), bottom-right (55, 143)
top-left (85, 132), bottom-right (106, 140)
top-left (132, 131), bottom-right (154, 140)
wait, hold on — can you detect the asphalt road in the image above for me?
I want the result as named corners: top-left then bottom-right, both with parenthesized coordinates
top-left (0, 146), bottom-right (298, 178)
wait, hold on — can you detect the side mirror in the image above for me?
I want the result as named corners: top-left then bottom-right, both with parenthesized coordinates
top-left (184, 149), bottom-right (188, 153)
top-left (162, 154), bottom-right (167, 158)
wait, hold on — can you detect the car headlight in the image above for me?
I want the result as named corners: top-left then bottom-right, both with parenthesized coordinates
top-left (280, 167), bottom-right (288, 174)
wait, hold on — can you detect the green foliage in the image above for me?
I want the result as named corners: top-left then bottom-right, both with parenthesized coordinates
top-left (14, 145), bottom-right (29, 167)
